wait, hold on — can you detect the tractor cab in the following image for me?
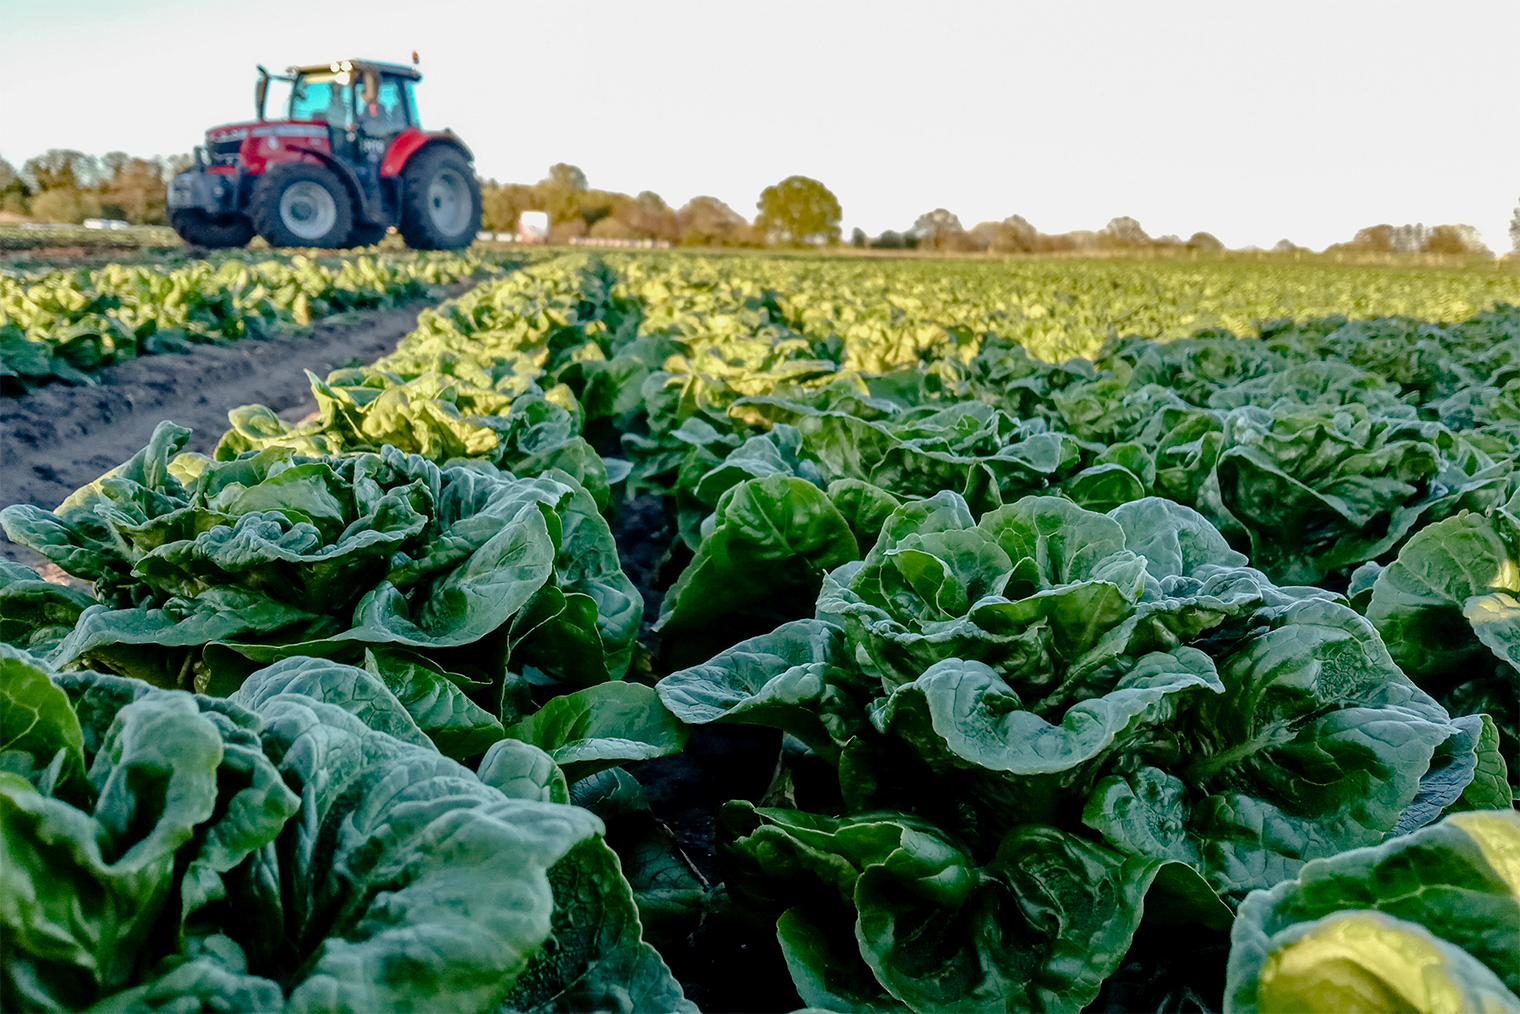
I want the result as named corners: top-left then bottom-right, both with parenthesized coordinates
top-left (267, 61), bottom-right (421, 143)
top-left (169, 57), bottom-right (480, 250)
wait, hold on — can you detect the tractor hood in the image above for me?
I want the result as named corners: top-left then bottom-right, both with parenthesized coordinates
top-left (205, 121), bottom-right (330, 166)
top-left (207, 121), bottom-right (330, 143)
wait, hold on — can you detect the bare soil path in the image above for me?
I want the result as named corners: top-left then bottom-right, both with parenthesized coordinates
top-left (1, 286), bottom-right (470, 566)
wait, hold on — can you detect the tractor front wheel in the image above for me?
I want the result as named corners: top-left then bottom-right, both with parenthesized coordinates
top-left (250, 163), bottom-right (353, 249)
top-left (171, 210), bottom-right (254, 249)
top-left (398, 146), bottom-right (481, 250)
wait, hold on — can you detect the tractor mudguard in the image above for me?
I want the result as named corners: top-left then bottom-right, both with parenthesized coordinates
top-left (235, 123), bottom-right (332, 173)
top-left (380, 127), bottom-right (472, 177)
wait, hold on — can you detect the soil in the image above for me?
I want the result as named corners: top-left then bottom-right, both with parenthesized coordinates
top-left (609, 493), bottom-right (803, 1012)
top-left (1, 288), bottom-right (470, 568)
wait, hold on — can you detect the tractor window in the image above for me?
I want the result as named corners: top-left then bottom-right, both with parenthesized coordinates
top-left (403, 80), bottom-right (421, 128)
top-left (359, 79), bottom-right (409, 135)
top-left (288, 74), bottom-right (353, 128)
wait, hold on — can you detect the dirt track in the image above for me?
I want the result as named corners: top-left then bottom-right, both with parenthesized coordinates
top-left (1, 290), bottom-right (467, 566)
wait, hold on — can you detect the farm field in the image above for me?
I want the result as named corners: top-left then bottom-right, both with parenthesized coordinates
top-left (2, 248), bottom-right (1518, 1014)
top-left (0, 248), bottom-right (526, 389)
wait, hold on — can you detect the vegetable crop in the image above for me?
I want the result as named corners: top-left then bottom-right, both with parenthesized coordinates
top-left (0, 250), bottom-right (517, 388)
top-left (3, 249), bottom-right (1517, 1013)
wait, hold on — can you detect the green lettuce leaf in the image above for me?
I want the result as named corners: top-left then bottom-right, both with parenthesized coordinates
top-left (505, 681), bottom-right (690, 781)
top-left (2, 660), bottom-right (693, 1013)
top-left (657, 473), bottom-right (859, 641)
top-left (1225, 809), bottom-right (1520, 1013)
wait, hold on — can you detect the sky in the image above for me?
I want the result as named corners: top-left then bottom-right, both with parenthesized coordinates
top-left (2, 0), bottom-right (1516, 252)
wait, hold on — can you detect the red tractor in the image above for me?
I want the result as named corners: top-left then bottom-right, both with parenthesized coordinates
top-left (168, 58), bottom-right (482, 250)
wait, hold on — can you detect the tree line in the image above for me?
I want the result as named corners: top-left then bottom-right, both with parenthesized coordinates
top-left (485, 165), bottom-right (1508, 257)
top-left (5, 146), bottom-right (1514, 257)
top-left (0, 150), bottom-right (191, 226)
top-left (479, 164), bottom-right (845, 247)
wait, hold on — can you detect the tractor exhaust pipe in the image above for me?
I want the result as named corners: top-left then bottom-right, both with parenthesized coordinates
top-left (255, 65), bottom-right (270, 120)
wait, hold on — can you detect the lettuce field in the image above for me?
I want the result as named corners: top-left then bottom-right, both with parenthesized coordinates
top-left (0, 250), bottom-right (513, 388)
top-left (2, 250), bottom-right (1518, 1013)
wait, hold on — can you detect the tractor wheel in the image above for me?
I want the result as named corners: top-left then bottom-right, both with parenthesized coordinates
top-left (171, 210), bottom-right (254, 248)
top-left (346, 223), bottom-right (388, 248)
top-left (249, 163), bottom-right (353, 249)
top-left (398, 146), bottom-right (481, 250)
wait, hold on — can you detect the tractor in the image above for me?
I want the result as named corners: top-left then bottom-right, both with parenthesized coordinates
top-left (168, 58), bottom-right (482, 250)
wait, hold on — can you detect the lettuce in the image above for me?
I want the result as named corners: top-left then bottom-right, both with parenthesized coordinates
top-left (0, 645), bottom-right (692, 1013)
top-left (1365, 499), bottom-right (1520, 788)
top-left (0, 559), bottom-right (96, 658)
top-left (656, 494), bottom-right (1482, 1008)
top-left (1, 422), bottom-right (640, 729)
top-left (1225, 809), bottom-right (1520, 1013)
top-left (720, 804), bottom-right (1229, 1014)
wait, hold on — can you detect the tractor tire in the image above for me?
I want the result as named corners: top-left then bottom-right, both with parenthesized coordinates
top-left (171, 210), bottom-right (254, 249)
top-left (346, 223), bottom-right (388, 248)
top-left (398, 146), bottom-right (481, 250)
top-left (249, 163), bottom-right (353, 249)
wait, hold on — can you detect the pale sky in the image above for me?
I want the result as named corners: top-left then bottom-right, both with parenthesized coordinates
top-left (2, 0), bottom-right (1516, 252)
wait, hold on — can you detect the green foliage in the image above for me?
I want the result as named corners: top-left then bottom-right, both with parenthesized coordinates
top-left (0, 250), bottom-right (509, 388)
top-left (1364, 497), bottom-right (1520, 786)
top-left (9, 247), bottom-right (1520, 1012)
top-left (0, 421), bottom-right (641, 724)
top-left (0, 646), bottom-right (691, 1013)
top-left (1225, 809), bottom-right (1520, 1013)
top-left (756, 175), bottom-right (843, 245)
top-left (656, 494), bottom-right (1494, 1008)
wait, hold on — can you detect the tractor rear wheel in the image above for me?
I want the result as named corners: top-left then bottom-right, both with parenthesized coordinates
top-left (250, 163), bottom-right (353, 249)
top-left (171, 210), bottom-right (254, 248)
top-left (398, 146), bottom-right (481, 250)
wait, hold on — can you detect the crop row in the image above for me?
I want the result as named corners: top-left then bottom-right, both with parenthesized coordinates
top-left (2, 251), bottom-right (1517, 1013)
top-left (0, 249), bottom-right (528, 388)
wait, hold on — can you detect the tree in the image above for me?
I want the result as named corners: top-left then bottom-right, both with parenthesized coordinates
top-left (158, 153), bottom-right (193, 179)
top-left (0, 155), bottom-right (27, 215)
top-left (543, 163), bottom-right (588, 191)
top-left (571, 190), bottom-right (617, 229)
top-left (967, 222), bottom-right (1000, 251)
top-left (1510, 197), bottom-right (1519, 253)
top-left (537, 163), bottom-right (588, 224)
top-left (1188, 232), bottom-right (1225, 251)
top-left (1389, 223), bottom-right (1430, 253)
top-left (756, 175), bottom-right (842, 245)
top-left (605, 193), bottom-right (676, 241)
top-left (988, 215), bottom-right (1038, 253)
top-left (1104, 216), bottom-right (1149, 245)
top-left (31, 187), bottom-right (101, 224)
top-left (872, 230), bottom-right (906, 249)
top-left (1421, 224), bottom-right (1487, 256)
top-left (910, 208), bottom-right (963, 247)
top-left (99, 153), bottom-right (172, 224)
top-left (1351, 225), bottom-right (1396, 253)
top-left (850, 227), bottom-right (867, 248)
top-left (677, 196), bottom-right (752, 246)
top-left (22, 149), bottom-right (99, 191)
top-left (480, 182), bottom-right (539, 232)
